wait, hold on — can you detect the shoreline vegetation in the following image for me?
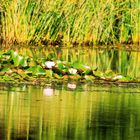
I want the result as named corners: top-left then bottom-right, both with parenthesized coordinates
top-left (0, 0), bottom-right (140, 46)
top-left (0, 50), bottom-right (139, 85)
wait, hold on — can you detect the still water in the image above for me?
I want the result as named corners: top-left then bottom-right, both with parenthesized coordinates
top-left (0, 83), bottom-right (140, 140)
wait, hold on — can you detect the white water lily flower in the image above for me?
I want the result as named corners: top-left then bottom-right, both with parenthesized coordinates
top-left (45, 61), bottom-right (55, 68)
top-left (113, 75), bottom-right (123, 80)
top-left (68, 68), bottom-right (77, 74)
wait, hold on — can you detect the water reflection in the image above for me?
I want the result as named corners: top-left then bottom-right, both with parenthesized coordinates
top-left (0, 84), bottom-right (140, 139)
top-left (67, 83), bottom-right (77, 90)
top-left (43, 87), bottom-right (54, 96)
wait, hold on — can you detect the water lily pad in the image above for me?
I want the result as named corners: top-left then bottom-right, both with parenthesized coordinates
top-left (3, 50), bottom-right (13, 55)
top-left (85, 75), bottom-right (95, 81)
top-left (27, 65), bottom-right (46, 76)
top-left (84, 69), bottom-right (93, 75)
top-left (53, 73), bottom-right (62, 79)
top-left (57, 62), bottom-right (66, 70)
top-left (12, 73), bottom-right (22, 80)
top-left (45, 70), bottom-right (53, 77)
top-left (1, 67), bottom-right (12, 74)
top-left (72, 62), bottom-right (90, 71)
top-left (7, 51), bottom-right (28, 67)
top-left (104, 70), bottom-right (115, 78)
top-left (2, 75), bottom-right (13, 81)
top-left (20, 56), bottom-right (28, 67)
top-left (93, 70), bottom-right (104, 78)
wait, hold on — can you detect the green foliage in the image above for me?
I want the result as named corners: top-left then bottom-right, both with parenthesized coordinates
top-left (0, 50), bottom-right (28, 67)
top-left (0, 50), bottom-right (137, 84)
top-left (1, 67), bottom-right (12, 74)
top-left (11, 51), bottom-right (28, 67)
top-left (27, 65), bottom-right (46, 76)
top-left (0, 0), bottom-right (139, 45)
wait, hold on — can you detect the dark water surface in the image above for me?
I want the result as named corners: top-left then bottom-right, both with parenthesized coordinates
top-left (0, 83), bottom-right (140, 140)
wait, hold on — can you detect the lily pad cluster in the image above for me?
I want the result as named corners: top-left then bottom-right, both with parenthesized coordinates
top-left (0, 50), bottom-right (136, 85)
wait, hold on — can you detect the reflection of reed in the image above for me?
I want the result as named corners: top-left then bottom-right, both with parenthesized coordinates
top-left (7, 93), bottom-right (14, 140)
top-left (95, 49), bottom-right (140, 79)
top-left (1, 85), bottom-right (140, 139)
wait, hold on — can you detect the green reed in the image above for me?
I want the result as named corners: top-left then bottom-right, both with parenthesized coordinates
top-left (0, 0), bottom-right (139, 45)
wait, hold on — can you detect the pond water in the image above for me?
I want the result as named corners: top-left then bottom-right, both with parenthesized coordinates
top-left (1, 46), bottom-right (140, 140)
top-left (0, 83), bottom-right (140, 140)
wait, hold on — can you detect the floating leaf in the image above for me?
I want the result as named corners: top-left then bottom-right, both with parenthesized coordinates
top-left (1, 67), bottom-right (12, 74)
top-left (85, 75), bottom-right (95, 81)
top-left (104, 70), bottom-right (115, 78)
top-left (11, 51), bottom-right (18, 58)
top-left (53, 73), bottom-right (61, 79)
top-left (57, 62), bottom-right (66, 70)
top-left (13, 55), bottom-right (23, 67)
top-left (84, 69), bottom-right (93, 75)
top-left (3, 50), bottom-right (13, 55)
top-left (9, 51), bottom-right (28, 67)
top-left (20, 56), bottom-right (28, 67)
top-left (72, 62), bottom-right (90, 71)
top-left (12, 73), bottom-right (22, 80)
top-left (27, 65), bottom-right (46, 76)
top-left (46, 70), bottom-right (53, 77)
top-left (93, 71), bottom-right (104, 78)
top-left (2, 75), bottom-right (13, 81)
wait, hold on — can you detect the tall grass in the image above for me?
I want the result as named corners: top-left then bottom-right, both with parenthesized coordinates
top-left (0, 0), bottom-right (139, 45)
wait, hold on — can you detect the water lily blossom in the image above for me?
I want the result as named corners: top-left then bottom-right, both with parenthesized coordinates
top-left (45, 61), bottom-right (55, 68)
top-left (68, 68), bottom-right (77, 74)
top-left (113, 75), bottom-right (123, 80)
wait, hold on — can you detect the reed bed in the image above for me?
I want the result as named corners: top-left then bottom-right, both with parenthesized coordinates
top-left (0, 0), bottom-right (139, 46)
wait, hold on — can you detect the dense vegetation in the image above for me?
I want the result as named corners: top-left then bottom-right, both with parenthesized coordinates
top-left (0, 50), bottom-right (137, 85)
top-left (0, 0), bottom-right (139, 46)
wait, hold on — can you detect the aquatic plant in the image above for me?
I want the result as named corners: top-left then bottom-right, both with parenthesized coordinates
top-left (0, 50), bottom-right (137, 85)
top-left (0, 0), bottom-right (139, 46)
